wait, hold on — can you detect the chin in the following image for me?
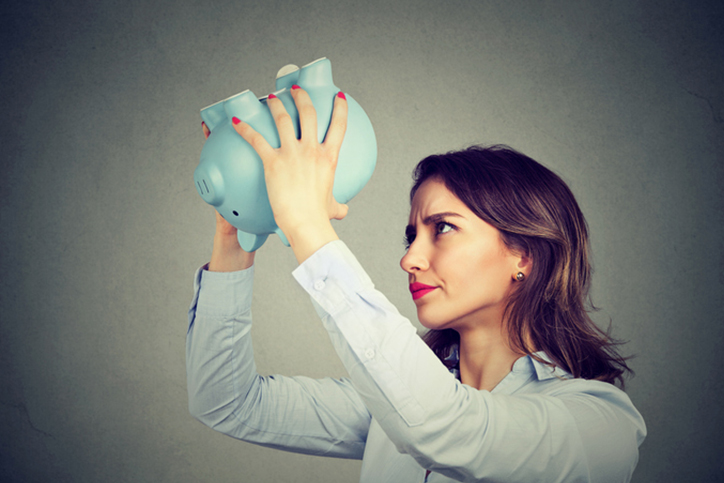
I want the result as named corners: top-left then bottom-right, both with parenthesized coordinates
top-left (416, 309), bottom-right (456, 332)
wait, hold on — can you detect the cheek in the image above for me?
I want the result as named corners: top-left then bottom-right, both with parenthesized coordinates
top-left (453, 248), bottom-right (512, 293)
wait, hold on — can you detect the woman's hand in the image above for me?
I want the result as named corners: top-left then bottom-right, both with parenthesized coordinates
top-left (231, 86), bottom-right (348, 263)
top-left (202, 122), bottom-right (256, 271)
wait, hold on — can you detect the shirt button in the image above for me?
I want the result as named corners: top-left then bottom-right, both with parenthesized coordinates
top-left (313, 280), bottom-right (325, 290)
top-left (365, 349), bottom-right (375, 359)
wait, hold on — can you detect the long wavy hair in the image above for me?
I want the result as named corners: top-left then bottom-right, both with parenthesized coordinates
top-left (412, 145), bottom-right (632, 387)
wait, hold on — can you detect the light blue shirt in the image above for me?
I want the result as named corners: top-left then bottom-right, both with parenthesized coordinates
top-left (186, 240), bottom-right (646, 482)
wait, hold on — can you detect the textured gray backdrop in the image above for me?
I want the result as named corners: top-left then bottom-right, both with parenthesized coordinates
top-left (1, 0), bottom-right (722, 481)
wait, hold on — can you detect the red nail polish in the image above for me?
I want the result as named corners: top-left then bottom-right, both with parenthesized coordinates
top-left (232, 117), bottom-right (241, 125)
top-left (337, 91), bottom-right (346, 100)
top-left (268, 93), bottom-right (277, 99)
top-left (291, 84), bottom-right (301, 90)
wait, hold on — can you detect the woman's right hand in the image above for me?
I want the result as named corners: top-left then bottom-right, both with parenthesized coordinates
top-left (203, 122), bottom-right (256, 272)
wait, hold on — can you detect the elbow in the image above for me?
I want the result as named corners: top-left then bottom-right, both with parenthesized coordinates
top-left (187, 390), bottom-right (211, 426)
top-left (186, 369), bottom-right (239, 430)
top-left (187, 384), bottom-right (219, 428)
top-left (186, 370), bottom-right (259, 432)
top-left (186, 366), bottom-right (217, 427)
top-left (185, 333), bottom-right (250, 431)
top-left (187, 388), bottom-right (239, 431)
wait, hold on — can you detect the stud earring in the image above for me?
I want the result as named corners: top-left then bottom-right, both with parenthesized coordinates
top-left (516, 272), bottom-right (525, 282)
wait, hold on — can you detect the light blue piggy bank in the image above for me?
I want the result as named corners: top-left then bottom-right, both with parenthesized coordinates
top-left (194, 57), bottom-right (377, 252)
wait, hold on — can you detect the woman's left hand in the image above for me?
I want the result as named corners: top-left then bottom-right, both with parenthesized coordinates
top-left (231, 86), bottom-right (348, 263)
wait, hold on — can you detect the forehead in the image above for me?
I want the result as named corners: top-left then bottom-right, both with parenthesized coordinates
top-left (409, 179), bottom-right (470, 220)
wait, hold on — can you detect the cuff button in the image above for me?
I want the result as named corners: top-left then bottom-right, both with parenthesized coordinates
top-left (313, 280), bottom-right (326, 290)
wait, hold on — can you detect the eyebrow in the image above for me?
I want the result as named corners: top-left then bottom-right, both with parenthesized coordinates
top-left (405, 212), bottom-right (465, 237)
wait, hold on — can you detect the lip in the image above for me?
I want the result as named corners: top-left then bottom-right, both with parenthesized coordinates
top-left (409, 282), bottom-right (437, 300)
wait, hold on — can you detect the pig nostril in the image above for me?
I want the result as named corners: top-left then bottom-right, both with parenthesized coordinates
top-left (202, 180), bottom-right (210, 194)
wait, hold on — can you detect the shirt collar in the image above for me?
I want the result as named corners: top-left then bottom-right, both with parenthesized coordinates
top-left (527, 351), bottom-right (573, 381)
top-left (444, 345), bottom-right (571, 382)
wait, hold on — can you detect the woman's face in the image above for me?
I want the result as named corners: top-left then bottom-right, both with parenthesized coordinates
top-left (400, 179), bottom-right (524, 332)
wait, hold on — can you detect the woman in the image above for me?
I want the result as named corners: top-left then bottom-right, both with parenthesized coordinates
top-left (186, 86), bottom-right (646, 482)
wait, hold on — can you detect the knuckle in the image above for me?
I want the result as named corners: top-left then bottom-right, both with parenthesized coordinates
top-left (331, 118), bottom-right (346, 132)
top-left (302, 144), bottom-right (317, 158)
top-left (322, 150), bottom-right (338, 165)
top-left (274, 113), bottom-right (291, 126)
top-left (299, 105), bottom-right (317, 118)
top-left (331, 116), bottom-right (344, 127)
top-left (237, 122), bottom-right (251, 136)
top-left (250, 135), bottom-right (265, 150)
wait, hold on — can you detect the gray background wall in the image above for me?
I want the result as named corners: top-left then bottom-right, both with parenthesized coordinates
top-left (1, 0), bottom-right (722, 481)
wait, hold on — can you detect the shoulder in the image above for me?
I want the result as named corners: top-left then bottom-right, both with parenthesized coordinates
top-left (522, 354), bottom-right (647, 446)
top-left (519, 360), bottom-right (647, 481)
top-left (528, 374), bottom-right (647, 455)
top-left (525, 353), bottom-right (638, 407)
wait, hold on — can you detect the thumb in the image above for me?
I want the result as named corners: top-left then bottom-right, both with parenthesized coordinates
top-left (214, 210), bottom-right (238, 236)
top-left (332, 203), bottom-right (349, 221)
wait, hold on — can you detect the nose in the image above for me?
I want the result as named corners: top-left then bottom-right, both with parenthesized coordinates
top-left (400, 240), bottom-right (429, 274)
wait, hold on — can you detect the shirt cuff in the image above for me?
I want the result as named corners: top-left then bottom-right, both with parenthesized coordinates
top-left (291, 240), bottom-right (374, 315)
top-left (195, 263), bottom-right (255, 317)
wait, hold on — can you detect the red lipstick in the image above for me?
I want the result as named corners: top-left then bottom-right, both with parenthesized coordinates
top-left (409, 282), bottom-right (437, 300)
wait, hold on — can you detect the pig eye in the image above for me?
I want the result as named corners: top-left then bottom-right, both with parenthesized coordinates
top-left (233, 211), bottom-right (239, 216)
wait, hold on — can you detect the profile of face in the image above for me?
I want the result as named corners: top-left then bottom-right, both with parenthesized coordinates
top-left (400, 179), bottom-right (529, 333)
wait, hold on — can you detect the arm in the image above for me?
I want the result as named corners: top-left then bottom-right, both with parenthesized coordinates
top-left (185, 261), bottom-right (371, 458)
top-left (292, 240), bottom-right (646, 482)
top-left (185, 172), bottom-right (371, 458)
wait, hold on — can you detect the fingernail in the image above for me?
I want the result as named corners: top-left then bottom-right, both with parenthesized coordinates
top-left (232, 117), bottom-right (241, 125)
top-left (291, 84), bottom-right (301, 90)
top-left (337, 91), bottom-right (346, 100)
top-left (268, 93), bottom-right (277, 99)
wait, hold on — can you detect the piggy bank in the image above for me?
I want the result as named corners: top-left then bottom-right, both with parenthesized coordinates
top-left (194, 57), bottom-right (377, 252)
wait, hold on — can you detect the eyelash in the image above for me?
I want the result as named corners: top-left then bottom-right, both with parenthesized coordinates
top-left (403, 222), bottom-right (456, 249)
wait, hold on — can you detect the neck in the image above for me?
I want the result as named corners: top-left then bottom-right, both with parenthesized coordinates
top-left (456, 322), bottom-right (524, 391)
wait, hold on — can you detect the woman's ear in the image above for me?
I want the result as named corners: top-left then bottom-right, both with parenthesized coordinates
top-left (512, 251), bottom-right (532, 281)
top-left (517, 253), bottom-right (532, 272)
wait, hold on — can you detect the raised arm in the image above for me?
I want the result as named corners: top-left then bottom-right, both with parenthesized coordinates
top-left (292, 241), bottom-right (646, 482)
top-left (186, 123), bottom-right (371, 459)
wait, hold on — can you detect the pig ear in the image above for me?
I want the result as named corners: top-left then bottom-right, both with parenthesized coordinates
top-left (202, 122), bottom-right (210, 139)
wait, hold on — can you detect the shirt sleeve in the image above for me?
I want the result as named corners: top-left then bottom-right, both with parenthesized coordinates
top-left (292, 240), bottom-right (646, 482)
top-left (186, 262), bottom-right (371, 459)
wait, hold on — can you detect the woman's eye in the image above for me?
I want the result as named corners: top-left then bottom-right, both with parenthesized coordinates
top-left (436, 222), bottom-right (454, 235)
top-left (404, 223), bottom-right (452, 249)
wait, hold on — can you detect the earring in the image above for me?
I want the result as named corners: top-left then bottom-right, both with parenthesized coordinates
top-left (516, 272), bottom-right (525, 282)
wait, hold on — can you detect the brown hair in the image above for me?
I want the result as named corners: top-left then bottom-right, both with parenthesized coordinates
top-left (411, 145), bottom-right (632, 387)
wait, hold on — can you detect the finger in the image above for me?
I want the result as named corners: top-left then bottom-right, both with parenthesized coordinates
top-left (265, 94), bottom-right (296, 144)
top-left (202, 122), bottom-right (210, 139)
top-left (290, 85), bottom-right (318, 142)
top-left (232, 117), bottom-right (276, 161)
top-left (322, 92), bottom-right (348, 152)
